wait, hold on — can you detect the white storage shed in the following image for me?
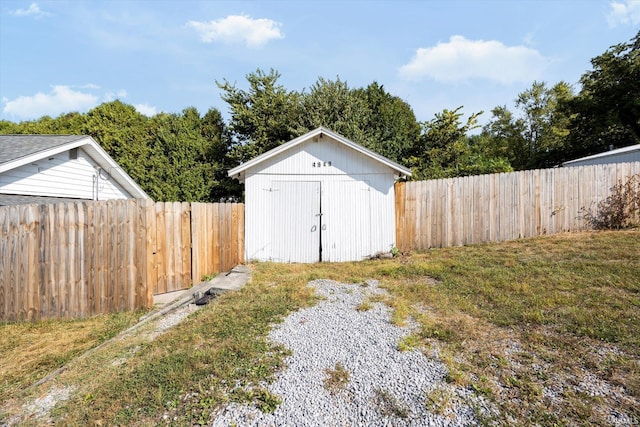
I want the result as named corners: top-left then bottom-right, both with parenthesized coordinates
top-left (228, 127), bottom-right (411, 263)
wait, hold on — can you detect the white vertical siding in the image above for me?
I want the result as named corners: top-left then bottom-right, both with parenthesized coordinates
top-left (270, 181), bottom-right (321, 263)
top-left (0, 148), bottom-right (130, 200)
top-left (244, 136), bottom-right (398, 263)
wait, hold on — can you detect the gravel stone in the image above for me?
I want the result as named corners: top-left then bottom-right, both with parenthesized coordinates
top-left (15, 385), bottom-right (76, 424)
top-left (148, 303), bottom-right (199, 340)
top-left (212, 279), bottom-right (477, 426)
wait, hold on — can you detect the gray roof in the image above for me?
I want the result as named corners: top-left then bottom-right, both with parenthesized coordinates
top-left (0, 135), bottom-right (86, 165)
top-left (0, 193), bottom-right (90, 206)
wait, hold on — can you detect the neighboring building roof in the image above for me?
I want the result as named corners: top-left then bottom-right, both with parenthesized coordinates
top-left (0, 134), bottom-right (149, 199)
top-left (228, 126), bottom-right (412, 181)
top-left (0, 135), bottom-right (87, 164)
top-left (562, 144), bottom-right (640, 167)
top-left (0, 193), bottom-right (87, 206)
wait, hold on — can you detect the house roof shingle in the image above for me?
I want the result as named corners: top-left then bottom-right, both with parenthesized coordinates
top-left (0, 135), bottom-right (86, 165)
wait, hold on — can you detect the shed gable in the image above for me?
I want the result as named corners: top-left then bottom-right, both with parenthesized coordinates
top-left (244, 135), bottom-right (393, 178)
top-left (229, 126), bottom-right (411, 182)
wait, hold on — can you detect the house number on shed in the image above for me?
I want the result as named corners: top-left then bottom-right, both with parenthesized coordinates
top-left (312, 161), bottom-right (332, 167)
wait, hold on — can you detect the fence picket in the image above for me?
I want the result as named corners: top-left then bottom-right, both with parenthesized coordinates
top-left (396, 162), bottom-right (640, 251)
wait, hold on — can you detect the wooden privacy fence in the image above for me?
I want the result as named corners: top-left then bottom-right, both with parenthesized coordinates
top-left (396, 161), bottom-right (640, 251)
top-left (0, 200), bottom-right (244, 322)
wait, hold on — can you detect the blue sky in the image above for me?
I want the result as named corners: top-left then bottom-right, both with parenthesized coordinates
top-left (0, 0), bottom-right (638, 127)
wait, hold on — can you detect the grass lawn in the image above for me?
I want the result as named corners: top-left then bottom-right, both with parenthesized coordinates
top-left (381, 230), bottom-right (640, 424)
top-left (1, 230), bottom-right (638, 426)
top-left (0, 310), bottom-right (142, 405)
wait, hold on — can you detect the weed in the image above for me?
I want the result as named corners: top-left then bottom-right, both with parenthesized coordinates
top-left (397, 333), bottom-right (422, 352)
top-left (366, 293), bottom-right (387, 304)
top-left (201, 273), bottom-right (217, 282)
top-left (233, 386), bottom-right (281, 413)
top-left (356, 301), bottom-right (372, 311)
top-left (444, 370), bottom-right (465, 385)
top-left (387, 298), bottom-right (410, 326)
top-left (425, 387), bottom-right (453, 415)
top-left (580, 174), bottom-right (640, 229)
top-left (375, 388), bottom-right (409, 418)
top-left (324, 362), bottom-right (350, 394)
top-left (470, 380), bottom-right (493, 397)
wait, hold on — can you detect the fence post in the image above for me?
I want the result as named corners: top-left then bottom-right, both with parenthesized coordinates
top-left (394, 182), bottom-right (406, 251)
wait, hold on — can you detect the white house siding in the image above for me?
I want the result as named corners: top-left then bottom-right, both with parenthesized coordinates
top-left (0, 148), bottom-right (130, 200)
top-left (244, 137), bottom-right (397, 262)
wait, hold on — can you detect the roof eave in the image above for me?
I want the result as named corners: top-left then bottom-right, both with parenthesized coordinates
top-left (228, 126), bottom-right (412, 179)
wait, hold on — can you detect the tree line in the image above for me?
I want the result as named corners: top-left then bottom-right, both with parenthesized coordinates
top-left (1, 31), bottom-right (637, 202)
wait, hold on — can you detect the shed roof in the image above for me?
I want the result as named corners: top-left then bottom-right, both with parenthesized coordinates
top-left (228, 127), bottom-right (412, 181)
top-left (0, 134), bottom-right (149, 199)
top-left (562, 144), bottom-right (640, 166)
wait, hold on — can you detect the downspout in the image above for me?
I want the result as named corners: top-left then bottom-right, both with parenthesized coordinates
top-left (93, 174), bottom-right (98, 200)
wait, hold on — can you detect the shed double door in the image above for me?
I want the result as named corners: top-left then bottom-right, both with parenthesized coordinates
top-left (270, 180), bottom-right (371, 263)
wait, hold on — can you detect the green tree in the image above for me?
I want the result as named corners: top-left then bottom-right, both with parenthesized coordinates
top-left (296, 78), bottom-right (421, 163)
top-left (296, 76), bottom-right (369, 143)
top-left (482, 81), bottom-right (573, 169)
top-left (145, 108), bottom-right (216, 201)
top-left (564, 31), bottom-right (640, 159)
top-left (217, 68), bottom-right (302, 163)
top-left (409, 107), bottom-right (512, 179)
top-left (355, 82), bottom-right (421, 163)
top-left (0, 101), bottom-right (238, 202)
top-left (0, 120), bottom-right (20, 133)
top-left (0, 111), bottom-right (84, 135)
top-left (200, 108), bottom-right (242, 201)
top-left (219, 71), bottom-right (421, 167)
top-left (81, 101), bottom-right (152, 192)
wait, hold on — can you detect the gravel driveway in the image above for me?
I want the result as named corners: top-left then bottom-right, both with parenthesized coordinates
top-left (212, 279), bottom-right (480, 426)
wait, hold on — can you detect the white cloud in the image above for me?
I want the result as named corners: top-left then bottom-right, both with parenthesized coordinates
top-left (398, 35), bottom-right (548, 85)
top-left (13, 3), bottom-right (50, 18)
top-left (103, 89), bottom-right (128, 102)
top-left (2, 86), bottom-right (98, 119)
top-left (2, 86), bottom-right (159, 120)
top-left (187, 14), bottom-right (283, 48)
top-left (134, 103), bottom-right (158, 117)
top-left (607, 0), bottom-right (640, 27)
